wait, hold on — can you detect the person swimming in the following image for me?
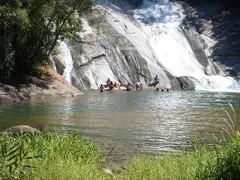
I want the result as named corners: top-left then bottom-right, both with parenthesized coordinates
top-left (108, 81), bottom-right (114, 91)
top-left (126, 83), bottom-right (132, 91)
top-left (98, 84), bottom-right (104, 92)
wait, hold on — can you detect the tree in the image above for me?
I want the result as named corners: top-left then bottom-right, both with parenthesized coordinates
top-left (0, 0), bottom-right (92, 82)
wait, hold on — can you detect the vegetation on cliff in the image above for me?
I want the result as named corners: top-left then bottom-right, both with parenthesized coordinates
top-left (0, 0), bottom-right (92, 82)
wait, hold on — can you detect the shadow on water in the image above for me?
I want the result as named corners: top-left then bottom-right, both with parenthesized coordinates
top-left (0, 90), bottom-right (239, 162)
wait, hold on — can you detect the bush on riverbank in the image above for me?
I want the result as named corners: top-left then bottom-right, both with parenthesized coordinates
top-left (118, 132), bottom-right (240, 180)
top-left (193, 132), bottom-right (240, 179)
top-left (0, 132), bottom-right (105, 179)
top-left (1, 132), bottom-right (240, 179)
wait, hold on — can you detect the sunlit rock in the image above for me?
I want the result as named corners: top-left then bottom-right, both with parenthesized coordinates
top-left (52, 0), bottom-right (240, 92)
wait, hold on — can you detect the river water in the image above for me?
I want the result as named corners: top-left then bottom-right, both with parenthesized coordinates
top-left (0, 91), bottom-right (239, 162)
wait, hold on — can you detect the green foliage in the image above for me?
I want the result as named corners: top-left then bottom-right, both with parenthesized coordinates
top-left (118, 133), bottom-right (240, 180)
top-left (216, 101), bottom-right (240, 138)
top-left (1, 131), bottom-right (240, 179)
top-left (0, 0), bottom-right (92, 81)
top-left (118, 154), bottom-right (194, 180)
top-left (0, 132), bottom-right (104, 179)
top-left (193, 132), bottom-right (240, 180)
top-left (0, 134), bottom-right (42, 179)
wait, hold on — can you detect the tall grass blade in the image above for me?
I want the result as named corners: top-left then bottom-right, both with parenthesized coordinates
top-left (224, 110), bottom-right (234, 129)
top-left (221, 117), bottom-right (234, 135)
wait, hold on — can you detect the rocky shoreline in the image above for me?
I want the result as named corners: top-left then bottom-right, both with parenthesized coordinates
top-left (0, 67), bottom-right (83, 104)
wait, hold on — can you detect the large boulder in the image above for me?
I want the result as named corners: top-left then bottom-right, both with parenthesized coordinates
top-left (1, 125), bottom-right (41, 135)
top-left (0, 67), bottom-right (83, 104)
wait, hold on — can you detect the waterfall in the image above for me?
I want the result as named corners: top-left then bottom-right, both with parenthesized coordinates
top-left (102, 0), bottom-right (240, 92)
top-left (54, 41), bottom-right (73, 84)
top-left (52, 0), bottom-right (240, 92)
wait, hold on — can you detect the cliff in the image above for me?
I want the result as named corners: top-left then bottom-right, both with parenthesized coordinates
top-left (52, 0), bottom-right (240, 91)
top-left (178, 0), bottom-right (240, 79)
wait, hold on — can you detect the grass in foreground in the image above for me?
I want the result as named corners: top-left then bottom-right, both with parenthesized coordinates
top-left (0, 132), bottom-right (109, 180)
top-left (1, 132), bottom-right (240, 180)
top-left (118, 132), bottom-right (240, 180)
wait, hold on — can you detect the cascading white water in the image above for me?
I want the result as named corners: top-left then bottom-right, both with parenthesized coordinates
top-left (103, 0), bottom-right (240, 92)
top-left (54, 41), bottom-right (73, 84)
top-left (54, 0), bottom-right (240, 92)
top-left (49, 55), bottom-right (57, 72)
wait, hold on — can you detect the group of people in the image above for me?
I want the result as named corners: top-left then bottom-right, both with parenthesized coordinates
top-left (99, 78), bottom-right (138, 92)
top-left (98, 75), bottom-right (169, 92)
top-left (98, 78), bottom-right (125, 92)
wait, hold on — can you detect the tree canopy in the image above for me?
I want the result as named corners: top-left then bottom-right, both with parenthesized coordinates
top-left (0, 0), bottom-right (92, 82)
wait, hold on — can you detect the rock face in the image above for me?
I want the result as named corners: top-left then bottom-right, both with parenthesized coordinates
top-left (179, 0), bottom-right (240, 79)
top-left (52, 1), bottom-right (240, 92)
top-left (70, 8), bottom-right (166, 90)
top-left (0, 67), bottom-right (82, 104)
top-left (1, 125), bottom-right (41, 135)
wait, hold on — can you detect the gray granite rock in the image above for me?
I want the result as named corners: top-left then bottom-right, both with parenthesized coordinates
top-left (1, 125), bottom-right (41, 135)
top-left (179, 0), bottom-right (240, 79)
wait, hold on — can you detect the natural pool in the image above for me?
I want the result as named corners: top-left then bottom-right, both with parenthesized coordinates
top-left (0, 90), bottom-right (239, 162)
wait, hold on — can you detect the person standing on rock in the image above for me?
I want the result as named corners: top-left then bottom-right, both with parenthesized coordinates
top-left (153, 75), bottom-right (159, 87)
top-left (126, 83), bottom-right (132, 91)
top-left (106, 78), bottom-right (111, 87)
top-left (136, 80), bottom-right (142, 91)
top-left (108, 81), bottom-right (114, 91)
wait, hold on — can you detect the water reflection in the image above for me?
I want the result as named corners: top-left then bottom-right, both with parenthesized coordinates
top-left (0, 91), bottom-right (239, 162)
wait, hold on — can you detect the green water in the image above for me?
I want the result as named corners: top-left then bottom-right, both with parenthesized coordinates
top-left (0, 90), bottom-right (239, 162)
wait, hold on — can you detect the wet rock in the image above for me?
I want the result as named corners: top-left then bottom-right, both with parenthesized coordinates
top-left (176, 76), bottom-right (196, 90)
top-left (53, 56), bottom-right (65, 75)
top-left (1, 125), bottom-right (41, 135)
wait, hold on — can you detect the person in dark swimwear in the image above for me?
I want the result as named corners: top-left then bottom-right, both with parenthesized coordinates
top-left (98, 84), bottom-right (104, 92)
top-left (126, 83), bottom-right (132, 91)
top-left (153, 75), bottom-right (159, 87)
top-left (108, 81), bottom-right (114, 91)
top-left (153, 75), bottom-right (159, 84)
top-left (136, 80), bottom-right (142, 91)
top-left (106, 78), bottom-right (111, 87)
top-left (114, 82), bottom-right (118, 88)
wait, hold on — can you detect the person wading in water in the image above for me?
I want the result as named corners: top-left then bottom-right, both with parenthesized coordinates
top-left (98, 84), bottom-right (104, 92)
top-left (126, 83), bottom-right (132, 91)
